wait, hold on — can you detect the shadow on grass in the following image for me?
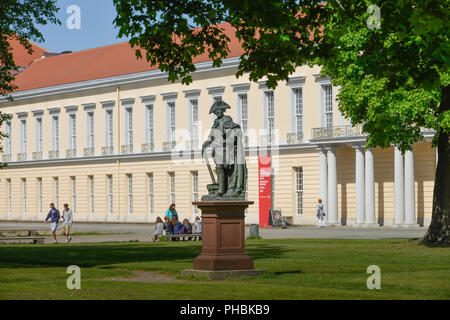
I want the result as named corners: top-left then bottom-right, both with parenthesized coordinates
top-left (0, 242), bottom-right (288, 269)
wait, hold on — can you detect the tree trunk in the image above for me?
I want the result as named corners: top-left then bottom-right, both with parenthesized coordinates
top-left (421, 85), bottom-right (450, 243)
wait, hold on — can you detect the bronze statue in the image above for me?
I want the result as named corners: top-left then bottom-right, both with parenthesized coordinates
top-left (201, 100), bottom-right (247, 200)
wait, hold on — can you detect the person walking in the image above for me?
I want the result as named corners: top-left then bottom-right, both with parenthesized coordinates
top-left (165, 203), bottom-right (178, 220)
top-left (62, 203), bottom-right (73, 244)
top-left (44, 203), bottom-right (60, 243)
top-left (316, 199), bottom-right (326, 228)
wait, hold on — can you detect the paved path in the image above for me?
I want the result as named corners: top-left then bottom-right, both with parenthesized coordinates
top-left (0, 221), bottom-right (426, 244)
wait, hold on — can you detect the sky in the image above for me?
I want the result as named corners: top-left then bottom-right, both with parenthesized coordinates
top-left (37, 0), bottom-right (127, 53)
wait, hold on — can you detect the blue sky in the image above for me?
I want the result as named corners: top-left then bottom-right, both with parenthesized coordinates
top-left (38, 0), bottom-right (127, 53)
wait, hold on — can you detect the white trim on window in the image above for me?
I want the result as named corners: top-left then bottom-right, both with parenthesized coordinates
top-left (89, 175), bottom-right (94, 214)
top-left (127, 174), bottom-right (133, 215)
top-left (192, 171), bottom-right (199, 215)
top-left (147, 173), bottom-right (154, 216)
top-left (295, 167), bottom-right (304, 215)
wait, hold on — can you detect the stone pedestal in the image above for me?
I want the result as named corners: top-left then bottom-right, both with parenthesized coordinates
top-left (191, 200), bottom-right (255, 271)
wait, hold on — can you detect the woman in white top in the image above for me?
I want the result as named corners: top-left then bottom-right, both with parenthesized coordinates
top-left (152, 216), bottom-right (165, 241)
top-left (316, 199), bottom-right (326, 227)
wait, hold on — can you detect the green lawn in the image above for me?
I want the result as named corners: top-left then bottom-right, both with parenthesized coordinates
top-left (0, 238), bottom-right (448, 300)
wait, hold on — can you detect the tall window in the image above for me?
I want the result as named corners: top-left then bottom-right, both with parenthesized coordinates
top-left (126, 108), bottom-right (133, 147)
top-left (89, 176), bottom-right (94, 214)
top-left (106, 110), bottom-right (114, 148)
top-left (4, 121), bottom-right (11, 156)
top-left (192, 171), bottom-right (199, 215)
top-left (37, 178), bottom-right (42, 215)
top-left (7, 179), bottom-right (11, 214)
top-left (22, 178), bottom-right (27, 214)
top-left (239, 94), bottom-right (248, 133)
top-left (69, 114), bottom-right (77, 150)
top-left (168, 102), bottom-right (176, 143)
top-left (190, 99), bottom-right (199, 147)
top-left (293, 88), bottom-right (303, 134)
top-left (169, 172), bottom-right (175, 204)
top-left (52, 116), bottom-right (59, 153)
top-left (87, 112), bottom-right (95, 150)
top-left (295, 167), bottom-right (303, 215)
top-left (127, 174), bottom-right (133, 215)
top-left (35, 118), bottom-right (43, 153)
top-left (71, 177), bottom-right (76, 214)
top-left (107, 175), bottom-right (113, 215)
top-left (323, 84), bottom-right (333, 127)
top-left (271, 169), bottom-right (275, 209)
top-left (20, 119), bottom-right (27, 154)
top-left (146, 105), bottom-right (154, 147)
top-left (148, 173), bottom-right (154, 215)
top-left (265, 91), bottom-right (275, 142)
top-left (54, 177), bottom-right (59, 208)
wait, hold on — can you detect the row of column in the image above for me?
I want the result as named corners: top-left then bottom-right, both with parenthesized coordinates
top-left (317, 146), bottom-right (417, 227)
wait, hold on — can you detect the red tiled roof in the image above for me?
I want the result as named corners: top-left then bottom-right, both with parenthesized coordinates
top-left (13, 23), bottom-right (245, 93)
top-left (8, 38), bottom-right (49, 67)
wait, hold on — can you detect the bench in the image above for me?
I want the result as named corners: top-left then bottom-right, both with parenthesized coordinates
top-left (0, 229), bottom-right (38, 237)
top-left (159, 233), bottom-right (202, 241)
top-left (0, 236), bottom-right (45, 244)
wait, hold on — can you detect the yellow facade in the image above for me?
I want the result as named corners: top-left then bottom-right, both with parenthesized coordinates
top-left (0, 61), bottom-right (436, 226)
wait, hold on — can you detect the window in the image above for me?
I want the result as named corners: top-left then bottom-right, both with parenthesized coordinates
top-left (87, 112), bottom-right (95, 149)
top-left (190, 99), bottom-right (199, 148)
top-left (265, 91), bottom-right (275, 142)
top-left (126, 108), bottom-right (133, 147)
top-left (20, 119), bottom-right (27, 154)
top-left (35, 118), bottom-right (43, 152)
top-left (192, 171), bottom-right (199, 215)
top-left (295, 167), bottom-right (303, 215)
top-left (127, 174), bottom-right (133, 215)
top-left (106, 110), bottom-right (113, 148)
top-left (7, 179), bottom-right (11, 214)
top-left (239, 94), bottom-right (249, 133)
top-left (71, 177), bottom-right (76, 214)
top-left (52, 116), bottom-right (59, 153)
top-left (54, 177), bottom-right (59, 208)
top-left (271, 169), bottom-right (275, 210)
top-left (168, 102), bottom-right (176, 143)
top-left (69, 114), bottom-right (77, 150)
top-left (22, 178), bottom-right (27, 214)
top-left (148, 173), bottom-right (154, 215)
top-left (4, 120), bottom-right (11, 155)
top-left (169, 172), bottom-right (175, 204)
top-left (37, 178), bottom-right (42, 215)
top-left (89, 176), bottom-right (94, 214)
top-left (107, 175), bottom-right (113, 215)
top-left (293, 88), bottom-right (303, 135)
top-left (323, 84), bottom-right (333, 127)
top-left (146, 105), bottom-right (154, 147)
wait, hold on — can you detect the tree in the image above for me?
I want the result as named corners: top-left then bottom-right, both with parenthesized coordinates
top-left (0, 0), bottom-right (60, 168)
top-left (114, 0), bottom-right (449, 242)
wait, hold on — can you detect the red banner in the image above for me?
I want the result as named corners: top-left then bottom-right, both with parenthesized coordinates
top-left (258, 156), bottom-right (272, 228)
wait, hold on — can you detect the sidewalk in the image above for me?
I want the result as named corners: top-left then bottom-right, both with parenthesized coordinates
top-left (0, 221), bottom-right (426, 244)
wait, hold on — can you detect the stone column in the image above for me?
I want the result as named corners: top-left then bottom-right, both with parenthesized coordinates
top-left (364, 148), bottom-right (378, 226)
top-left (318, 148), bottom-right (328, 218)
top-left (326, 148), bottom-right (339, 225)
top-left (353, 146), bottom-right (365, 226)
top-left (394, 147), bottom-right (405, 226)
top-left (404, 150), bottom-right (418, 226)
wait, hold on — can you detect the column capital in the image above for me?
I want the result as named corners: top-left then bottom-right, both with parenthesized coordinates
top-left (352, 144), bottom-right (365, 150)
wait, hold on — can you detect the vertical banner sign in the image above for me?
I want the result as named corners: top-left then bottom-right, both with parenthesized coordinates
top-left (258, 156), bottom-right (272, 227)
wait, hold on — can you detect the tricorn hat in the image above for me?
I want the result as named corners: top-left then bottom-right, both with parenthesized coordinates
top-left (209, 100), bottom-right (231, 114)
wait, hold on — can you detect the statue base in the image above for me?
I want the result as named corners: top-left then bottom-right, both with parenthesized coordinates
top-left (202, 184), bottom-right (245, 201)
top-left (191, 200), bottom-right (255, 271)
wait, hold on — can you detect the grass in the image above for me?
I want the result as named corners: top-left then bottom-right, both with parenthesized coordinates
top-left (0, 238), bottom-right (449, 300)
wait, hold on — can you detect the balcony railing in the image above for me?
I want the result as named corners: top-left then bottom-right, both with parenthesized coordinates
top-left (185, 140), bottom-right (200, 151)
top-left (2, 154), bottom-right (11, 162)
top-left (287, 132), bottom-right (304, 144)
top-left (163, 141), bottom-right (176, 152)
top-left (141, 143), bottom-right (154, 153)
top-left (311, 124), bottom-right (363, 139)
top-left (121, 144), bottom-right (133, 154)
top-left (83, 147), bottom-right (95, 157)
top-left (66, 149), bottom-right (77, 158)
top-left (48, 150), bottom-right (60, 159)
top-left (32, 151), bottom-right (43, 160)
top-left (17, 153), bottom-right (27, 161)
top-left (102, 146), bottom-right (114, 156)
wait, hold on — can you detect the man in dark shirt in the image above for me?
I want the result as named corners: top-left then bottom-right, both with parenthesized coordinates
top-left (44, 203), bottom-right (60, 243)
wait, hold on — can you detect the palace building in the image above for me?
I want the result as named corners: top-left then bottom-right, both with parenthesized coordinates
top-left (0, 25), bottom-right (436, 226)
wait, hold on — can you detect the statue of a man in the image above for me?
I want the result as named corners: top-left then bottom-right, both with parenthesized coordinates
top-left (201, 100), bottom-right (247, 200)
